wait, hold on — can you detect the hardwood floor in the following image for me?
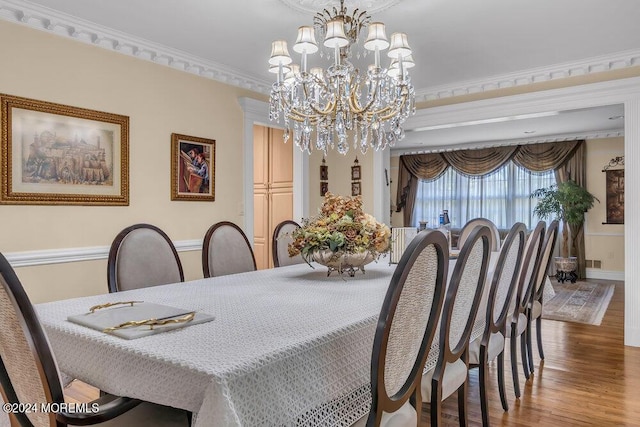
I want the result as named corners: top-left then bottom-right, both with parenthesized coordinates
top-left (64, 279), bottom-right (640, 426)
top-left (423, 279), bottom-right (640, 426)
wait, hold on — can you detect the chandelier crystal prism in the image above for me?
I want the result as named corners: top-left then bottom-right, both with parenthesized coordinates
top-left (268, 0), bottom-right (416, 155)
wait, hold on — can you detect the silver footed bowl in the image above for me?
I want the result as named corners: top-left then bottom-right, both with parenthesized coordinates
top-left (311, 249), bottom-right (375, 277)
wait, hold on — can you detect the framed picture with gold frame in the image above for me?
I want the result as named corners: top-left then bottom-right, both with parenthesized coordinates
top-left (171, 133), bottom-right (215, 201)
top-left (351, 181), bottom-right (361, 196)
top-left (0, 94), bottom-right (129, 205)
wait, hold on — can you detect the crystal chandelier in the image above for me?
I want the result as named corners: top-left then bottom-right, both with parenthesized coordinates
top-left (268, 0), bottom-right (416, 155)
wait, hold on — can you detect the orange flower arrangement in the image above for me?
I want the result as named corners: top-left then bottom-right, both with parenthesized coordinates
top-left (288, 193), bottom-right (391, 263)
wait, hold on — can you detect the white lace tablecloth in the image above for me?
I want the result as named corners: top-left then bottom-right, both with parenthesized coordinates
top-left (35, 258), bottom-right (497, 427)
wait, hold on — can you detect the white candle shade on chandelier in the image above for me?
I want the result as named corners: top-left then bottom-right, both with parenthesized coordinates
top-left (268, 0), bottom-right (416, 154)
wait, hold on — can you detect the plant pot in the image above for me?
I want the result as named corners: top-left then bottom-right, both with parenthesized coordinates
top-left (311, 249), bottom-right (375, 277)
top-left (554, 256), bottom-right (578, 283)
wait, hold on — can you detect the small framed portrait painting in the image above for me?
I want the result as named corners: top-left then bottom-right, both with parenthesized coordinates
top-left (351, 181), bottom-right (361, 196)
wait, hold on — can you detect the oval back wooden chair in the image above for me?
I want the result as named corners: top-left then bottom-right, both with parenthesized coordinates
top-left (202, 221), bottom-right (257, 278)
top-left (272, 220), bottom-right (304, 268)
top-left (468, 222), bottom-right (526, 426)
top-left (353, 230), bottom-right (448, 427)
top-left (525, 219), bottom-right (559, 375)
top-left (108, 224), bottom-right (184, 293)
top-left (458, 218), bottom-right (501, 252)
top-left (0, 252), bottom-right (189, 427)
top-left (509, 220), bottom-right (545, 398)
top-left (421, 225), bottom-right (492, 426)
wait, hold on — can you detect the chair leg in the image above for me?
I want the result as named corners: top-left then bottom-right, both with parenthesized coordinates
top-left (497, 351), bottom-right (509, 412)
top-left (479, 349), bottom-right (490, 427)
top-left (536, 315), bottom-right (545, 360)
top-left (510, 332), bottom-right (521, 399)
top-left (430, 378), bottom-right (442, 427)
top-left (520, 330), bottom-right (530, 380)
top-left (458, 379), bottom-right (468, 427)
top-left (526, 319), bottom-right (535, 376)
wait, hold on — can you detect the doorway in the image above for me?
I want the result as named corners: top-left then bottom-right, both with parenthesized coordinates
top-left (253, 124), bottom-right (294, 269)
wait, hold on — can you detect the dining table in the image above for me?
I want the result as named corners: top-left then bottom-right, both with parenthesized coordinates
top-left (34, 252), bottom-right (550, 427)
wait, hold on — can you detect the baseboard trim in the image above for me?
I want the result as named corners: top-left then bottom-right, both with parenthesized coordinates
top-left (4, 240), bottom-right (202, 268)
top-left (585, 268), bottom-right (625, 281)
top-left (625, 326), bottom-right (640, 347)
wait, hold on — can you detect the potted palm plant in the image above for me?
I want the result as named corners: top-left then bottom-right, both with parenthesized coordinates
top-left (531, 180), bottom-right (598, 281)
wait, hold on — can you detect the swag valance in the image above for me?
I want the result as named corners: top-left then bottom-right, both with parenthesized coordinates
top-left (395, 139), bottom-right (588, 278)
top-left (399, 140), bottom-right (580, 184)
top-left (396, 140), bottom-right (581, 214)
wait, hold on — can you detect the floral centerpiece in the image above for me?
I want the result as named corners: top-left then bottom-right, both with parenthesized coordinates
top-left (288, 193), bottom-right (391, 276)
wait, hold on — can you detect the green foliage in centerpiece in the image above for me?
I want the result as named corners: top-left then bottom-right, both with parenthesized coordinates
top-left (288, 193), bottom-right (391, 264)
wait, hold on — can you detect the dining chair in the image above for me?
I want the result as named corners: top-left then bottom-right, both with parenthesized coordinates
top-left (353, 229), bottom-right (448, 427)
top-left (421, 225), bottom-right (492, 426)
top-left (0, 252), bottom-right (190, 427)
top-left (458, 218), bottom-right (501, 251)
top-left (509, 221), bottom-right (545, 398)
top-left (272, 220), bottom-right (304, 267)
top-left (468, 222), bottom-right (526, 426)
top-left (202, 221), bottom-right (257, 277)
top-left (525, 219), bottom-right (559, 375)
top-left (107, 224), bottom-right (184, 293)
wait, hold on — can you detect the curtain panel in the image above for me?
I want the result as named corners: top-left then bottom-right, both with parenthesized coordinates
top-left (396, 139), bottom-right (585, 221)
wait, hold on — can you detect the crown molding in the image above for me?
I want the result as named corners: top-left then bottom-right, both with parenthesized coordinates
top-left (2, 1), bottom-right (640, 104)
top-left (391, 129), bottom-right (624, 156)
top-left (0, 0), bottom-right (272, 94)
top-left (4, 239), bottom-right (202, 268)
top-left (415, 49), bottom-right (640, 102)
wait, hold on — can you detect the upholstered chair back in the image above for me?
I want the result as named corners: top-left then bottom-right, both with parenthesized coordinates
top-left (203, 222), bottom-right (256, 278)
top-left (458, 218), bottom-right (501, 252)
top-left (272, 220), bottom-right (304, 267)
top-left (108, 224), bottom-right (184, 293)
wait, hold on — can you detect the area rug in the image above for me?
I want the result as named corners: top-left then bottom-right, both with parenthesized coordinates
top-left (542, 281), bottom-right (615, 326)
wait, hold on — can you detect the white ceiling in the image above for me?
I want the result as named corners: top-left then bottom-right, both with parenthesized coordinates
top-left (4, 0), bottom-right (638, 150)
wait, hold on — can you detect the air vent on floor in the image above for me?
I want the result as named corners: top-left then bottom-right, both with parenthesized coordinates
top-left (586, 259), bottom-right (593, 268)
top-left (593, 260), bottom-right (602, 269)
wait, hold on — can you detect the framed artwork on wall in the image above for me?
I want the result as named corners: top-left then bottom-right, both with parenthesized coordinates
top-left (320, 181), bottom-right (328, 196)
top-left (171, 133), bottom-right (215, 201)
top-left (320, 164), bottom-right (328, 181)
top-left (351, 164), bottom-right (361, 181)
top-left (605, 169), bottom-right (624, 224)
top-left (351, 181), bottom-right (361, 196)
top-left (0, 94), bottom-right (129, 205)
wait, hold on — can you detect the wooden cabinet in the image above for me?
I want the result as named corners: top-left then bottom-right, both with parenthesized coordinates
top-left (253, 125), bottom-right (293, 269)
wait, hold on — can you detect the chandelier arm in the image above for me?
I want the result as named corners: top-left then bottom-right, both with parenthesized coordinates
top-left (348, 80), bottom-right (380, 115)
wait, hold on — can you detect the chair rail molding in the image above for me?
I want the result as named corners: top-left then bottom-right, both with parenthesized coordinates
top-left (5, 240), bottom-right (202, 268)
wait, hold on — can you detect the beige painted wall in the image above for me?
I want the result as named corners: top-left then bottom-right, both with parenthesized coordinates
top-left (584, 137), bottom-right (625, 272)
top-left (0, 21), bottom-right (258, 302)
top-left (308, 148), bottom-right (374, 217)
top-left (389, 137), bottom-right (625, 274)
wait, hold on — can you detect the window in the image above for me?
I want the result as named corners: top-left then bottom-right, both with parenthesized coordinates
top-left (412, 161), bottom-right (555, 230)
